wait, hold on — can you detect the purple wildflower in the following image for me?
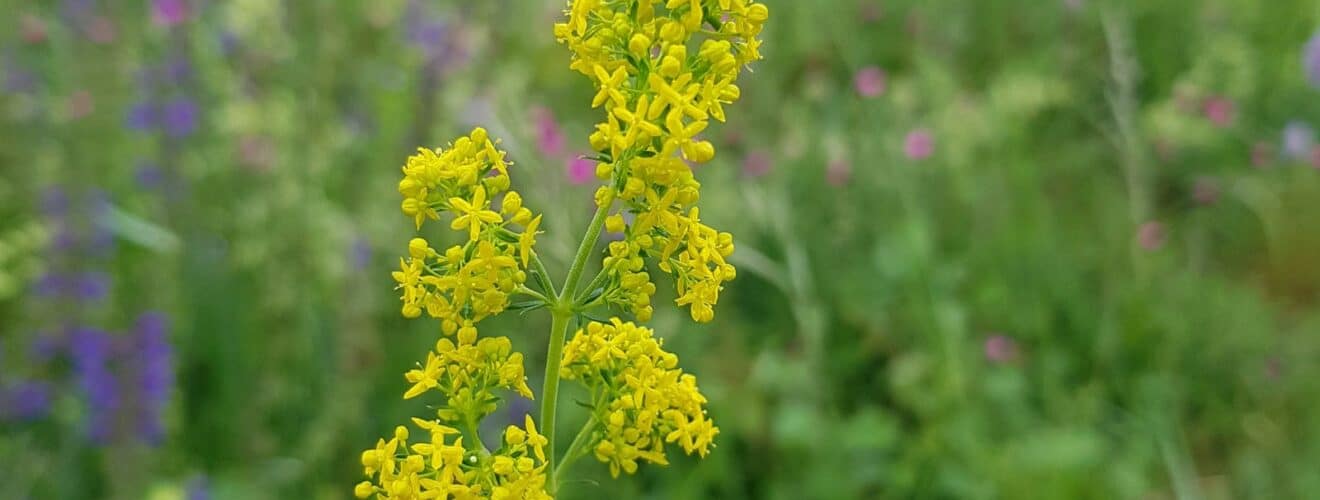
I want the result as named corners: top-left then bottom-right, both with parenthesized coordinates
top-left (71, 327), bottom-right (117, 443)
top-left (186, 475), bottom-right (210, 500)
top-left (126, 101), bottom-right (159, 131)
top-left (1303, 31), bottom-right (1320, 88)
top-left (73, 271), bottom-right (111, 302)
top-left (1, 381), bottom-right (53, 421)
top-left (352, 237), bottom-right (373, 271)
top-left (161, 98), bottom-right (199, 137)
top-left (132, 313), bottom-right (173, 444)
top-left (136, 162), bottom-right (166, 190)
top-left (1282, 121), bottom-right (1315, 160)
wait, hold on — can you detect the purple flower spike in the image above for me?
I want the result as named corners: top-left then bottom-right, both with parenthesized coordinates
top-left (126, 101), bottom-right (158, 131)
top-left (1304, 31), bottom-right (1320, 89)
top-left (71, 327), bottom-right (117, 443)
top-left (162, 98), bottom-right (199, 137)
top-left (134, 312), bottom-right (173, 444)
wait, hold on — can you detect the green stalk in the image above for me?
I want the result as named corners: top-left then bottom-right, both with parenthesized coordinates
top-left (554, 420), bottom-right (599, 487)
top-left (540, 196), bottom-right (614, 493)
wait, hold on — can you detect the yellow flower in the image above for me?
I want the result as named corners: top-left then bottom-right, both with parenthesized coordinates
top-left (519, 215), bottom-right (542, 269)
top-left (449, 185), bottom-right (503, 241)
top-left (560, 318), bottom-right (719, 476)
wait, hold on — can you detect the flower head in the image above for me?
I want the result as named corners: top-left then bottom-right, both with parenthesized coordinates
top-left (560, 319), bottom-right (718, 477)
top-left (555, 0), bottom-right (768, 323)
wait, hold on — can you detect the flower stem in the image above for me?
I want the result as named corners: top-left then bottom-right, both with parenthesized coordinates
top-left (540, 196), bottom-right (613, 493)
top-left (560, 197), bottom-right (614, 300)
top-left (554, 419), bottom-right (599, 487)
top-left (540, 309), bottom-right (572, 493)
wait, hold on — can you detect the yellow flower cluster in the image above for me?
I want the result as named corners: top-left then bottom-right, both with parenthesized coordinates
top-left (363, 128), bottom-right (551, 498)
top-left (555, 0), bottom-right (767, 323)
top-left (404, 336), bottom-right (534, 420)
top-left (559, 319), bottom-right (718, 477)
top-left (355, 416), bottom-right (552, 500)
top-left (394, 127), bottom-right (543, 337)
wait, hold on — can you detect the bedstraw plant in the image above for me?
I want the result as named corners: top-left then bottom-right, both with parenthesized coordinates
top-left (354, 1), bottom-right (769, 498)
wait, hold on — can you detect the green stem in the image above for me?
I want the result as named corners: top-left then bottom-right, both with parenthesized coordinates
top-left (574, 267), bottom-right (612, 305)
top-left (540, 309), bottom-right (573, 493)
top-left (554, 420), bottom-right (599, 487)
top-left (531, 253), bottom-right (557, 295)
top-left (560, 198), bottom-right (614, 300)
top-left (540, 196), bottom-right (613, 494)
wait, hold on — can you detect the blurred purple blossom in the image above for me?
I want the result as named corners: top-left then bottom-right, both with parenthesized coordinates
top-left (132, 313), bottom-right (173, 444)
top-left (352, 237), bottom-right (373, 271)
top-left (1, 381), bottom-right (52, 421)
top-left (904, 129), bottom-right (934, 160)
top-left (186, 475), bottom-right (210, 500)
top-left (162, 98), bottom-right (199, 137)
top-left (126, 102), bottom-right (158, 131)
top-left (136, 162), bottom-right (166, 190)
top-left (71, 327), bottom-right (117, 443)
top-left (73, 271), bottom-right (111, 302)
top-left (1282, 121), bottom-right (1315, 160)
top-left (1304, 31), bottom-right (1320, 88)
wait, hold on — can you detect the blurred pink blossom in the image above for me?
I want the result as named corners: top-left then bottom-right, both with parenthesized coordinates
top-left (1192, 177), bottom-right (1220, 206)
top-left (1203, 96), bottom-right (1234, 128)
top-left (21, 14), bottom-right (47, 44)
top-left (85, 17), bottom-right (117, 44)
top-left (531, 107), bottom-right (565, 158)
top-left (152, 0), bottom-right (190, 27)
top-left (853, 66), bottom-right (886, 98)
top-left (826, 159), bottom-right (851, 186)
top-left (1251, 141), bottom-right (1274, 168)
top-left (566, 157), bottom-right (595, 185)
top-left (1138, 221), bottom-right (1166, 251)
top-left (66, 90), bottom-right (94, 120)
top-left (859, 2), bottom-right (883, 23)
top-left (984, 335), bottom-right (1019, 364)
top-left (904, 129), bottom-right (934, 160)
top-left (743, 151), bottom-right (772, 178)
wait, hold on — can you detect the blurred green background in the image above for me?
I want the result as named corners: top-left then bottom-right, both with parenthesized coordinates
top-left (4, 0), bottom-right (1320, 498)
